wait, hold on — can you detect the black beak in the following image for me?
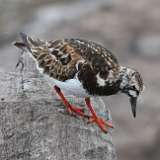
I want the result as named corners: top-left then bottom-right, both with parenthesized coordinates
top-left (130, 97), bottom-right (137, 118)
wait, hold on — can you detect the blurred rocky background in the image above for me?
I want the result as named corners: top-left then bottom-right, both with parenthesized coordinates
top-left (0, 0), bottom-right (160, 159)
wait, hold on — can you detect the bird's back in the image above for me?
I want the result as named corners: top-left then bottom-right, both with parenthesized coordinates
top-left (14, 33), bottom-right (120, 96)
top-left (15, 34), bottom-right (118, 78)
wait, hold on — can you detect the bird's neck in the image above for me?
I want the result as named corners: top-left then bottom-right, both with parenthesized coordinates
top-left (118, 66), bottom-right (129, 90)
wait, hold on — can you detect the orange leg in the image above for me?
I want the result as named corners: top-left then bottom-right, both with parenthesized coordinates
top-left (85, 97), bottom-right (113, 133)
top-left (54, 85), bottom-right (87, 117)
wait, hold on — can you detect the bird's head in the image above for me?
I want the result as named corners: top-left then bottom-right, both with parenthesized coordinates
top-left (119, 67), bottom-right (144, 118)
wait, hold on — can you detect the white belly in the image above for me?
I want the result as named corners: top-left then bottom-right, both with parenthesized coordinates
top-left (43, 74), bottom-right (89, 97)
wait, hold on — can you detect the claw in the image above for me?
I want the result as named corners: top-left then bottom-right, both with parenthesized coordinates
top-left (53, 86), bottom-right (113, 133)
top-left (68, 104), bottom-right (85, 117)
top-left (85, 97), bottom-right (113, 133)
top-left (88, 116), bottom-right (113, 132)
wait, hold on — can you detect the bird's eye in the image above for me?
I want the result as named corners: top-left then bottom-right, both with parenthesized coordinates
top-left (131, 86), bottom-right (136, 90)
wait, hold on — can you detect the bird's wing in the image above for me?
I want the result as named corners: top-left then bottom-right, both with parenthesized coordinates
top-left (61, 39), bottom-right (120, 95)
top-left (14, 33), bottom-right (82, 81)
top-left (47, 38), bottom-right (119, 80)
top-left (14, 33), bottom-right (119, 82)
top-left (63, 38), bottom-right (119, 78)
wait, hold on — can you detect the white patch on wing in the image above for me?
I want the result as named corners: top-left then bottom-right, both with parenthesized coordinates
top-left (61, 54), bottom-right (68, 59)
top-left (49, 48), bottom-right (54, 52)
top-left (75, 59), bottom-right (85, 70)
top-left (96, 73), bottom-right (106, 87)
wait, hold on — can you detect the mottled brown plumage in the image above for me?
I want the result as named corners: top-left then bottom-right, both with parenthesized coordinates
top-left (14, 33), bottom-right (144, 132)
top-left (15, 34), bottom-right (120, 82)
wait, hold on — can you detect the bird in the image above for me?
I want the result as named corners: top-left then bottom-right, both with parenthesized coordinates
top-left (14, 33), bottom-right (144, 133)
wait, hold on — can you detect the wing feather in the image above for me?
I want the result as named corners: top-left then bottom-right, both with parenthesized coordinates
top-left (14, 33), bottom-right (119, 82)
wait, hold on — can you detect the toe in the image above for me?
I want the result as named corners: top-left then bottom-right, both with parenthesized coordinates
top-left (87, 116), bottom-right (113, 132)
top-left (99, 118), bottom-right (114, 128)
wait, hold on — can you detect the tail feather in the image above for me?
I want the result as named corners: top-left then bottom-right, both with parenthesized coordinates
top-left (14, 32), bottom-right (31, 52)
top-left (14, 32), bottom-right (43, 52)
top-left (14, 42), bottom-right (26, 50)
top-left (20, 32), bottom-right (41, 47)
top-left (19, 32), bottom-right (29, 47)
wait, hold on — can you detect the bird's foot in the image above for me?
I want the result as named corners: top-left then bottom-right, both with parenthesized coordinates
top-left (54, 85), bottom-right (86, 117)
top-left (66, 104), bottom-right (85, 117)
top-left (85, 97), bottom-right (113, 133)
top-left (88, 115), bottom-right (113, 133)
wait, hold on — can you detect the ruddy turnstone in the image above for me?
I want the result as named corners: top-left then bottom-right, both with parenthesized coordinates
top-left (14, 33), bottom-right (144, 133)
